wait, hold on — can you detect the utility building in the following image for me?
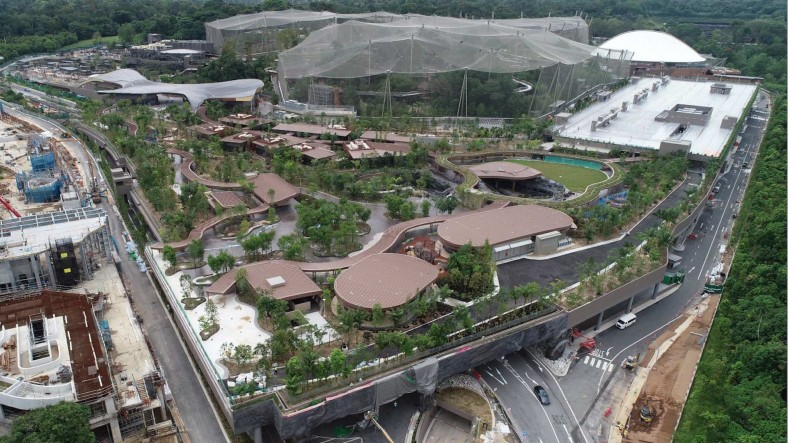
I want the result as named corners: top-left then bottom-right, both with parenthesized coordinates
top-left (0, 208), bottom-right (112, 292)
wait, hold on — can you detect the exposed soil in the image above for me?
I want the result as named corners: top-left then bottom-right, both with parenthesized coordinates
top-left (436, 387), bottom-right (492, 430)
top-left (623, 295), bottom-right (719, 442)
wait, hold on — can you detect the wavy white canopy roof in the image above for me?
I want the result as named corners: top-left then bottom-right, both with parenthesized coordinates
top-left (83, 69), bottom-right (264, 111)
top-left (597, 30), bottom-right (705, 64)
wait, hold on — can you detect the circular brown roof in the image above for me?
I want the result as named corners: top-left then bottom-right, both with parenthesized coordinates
top-left (437, 205), bottom-right (574, 249)
top-left (469, 161), bottom-right (542, 181)
top-left (334, 253), bottom-right (439, 310)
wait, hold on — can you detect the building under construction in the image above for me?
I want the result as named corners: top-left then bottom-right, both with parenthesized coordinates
top-left (0, 289), bottom-right (173, 442)
top-left (0, 208), bottom-right (111, 292)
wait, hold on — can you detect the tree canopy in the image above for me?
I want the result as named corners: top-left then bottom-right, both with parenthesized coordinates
top-left (675, 95), bottom-right (787, 442)
top-left (0, 402), bottom-right (93, 443)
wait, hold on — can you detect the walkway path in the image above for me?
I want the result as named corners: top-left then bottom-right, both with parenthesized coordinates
top-left (168, 148), bottom-right (242, 191)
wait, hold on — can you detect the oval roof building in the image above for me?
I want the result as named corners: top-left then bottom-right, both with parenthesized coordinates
top-left (334, 253), bottom-right (439, 310)
top-left (437, 205), bottom-right (574, 249)
top-left (597, 30), bottom-right (705, 64)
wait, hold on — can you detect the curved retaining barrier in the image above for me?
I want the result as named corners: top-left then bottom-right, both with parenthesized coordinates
top-left (168, 148), bottom-right (242, 191)
top-left (436, 150), bottom-right (626, 209)
top-left (151, 204), bottom-right (269, 251)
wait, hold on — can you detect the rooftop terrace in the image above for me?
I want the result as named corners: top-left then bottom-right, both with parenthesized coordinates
top-left (556, 79), bottom-right (757, 158)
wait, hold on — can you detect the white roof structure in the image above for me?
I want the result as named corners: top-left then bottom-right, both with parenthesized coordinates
top-left (160, 49), bottom-right (203, 55)
top-left (556, 79), bottom-right (757, 158)
top-left (597, 30), bottom-right (705, 64)
top-left (83, 69), bottom-right (263, 111)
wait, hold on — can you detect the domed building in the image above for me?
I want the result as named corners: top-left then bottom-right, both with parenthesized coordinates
top-left (597, 30), bottom-right (708, 76)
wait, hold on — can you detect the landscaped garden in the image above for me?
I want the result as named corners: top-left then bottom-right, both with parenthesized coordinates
top-left (508, 158), bottom-right (608, 192)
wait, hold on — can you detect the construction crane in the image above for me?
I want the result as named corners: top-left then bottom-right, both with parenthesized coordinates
top-left (0, 195), bottom-right (21, 218)
top-left (88, 160), bottom-right (102, 204)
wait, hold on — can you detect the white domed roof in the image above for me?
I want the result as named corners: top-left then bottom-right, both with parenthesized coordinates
top-left (597, 30), bottom-right (705, 64)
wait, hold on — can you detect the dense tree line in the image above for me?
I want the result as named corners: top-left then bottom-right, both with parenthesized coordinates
top-left (675, 95), bottom-right (786, 442)
top-left (0, 401), bottom-right (93, 443)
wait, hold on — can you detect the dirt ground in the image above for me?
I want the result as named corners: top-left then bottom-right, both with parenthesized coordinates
top-left (624, 295), bottom-right (720, 442)
top-left (436, 387), bottom-right (493, 428)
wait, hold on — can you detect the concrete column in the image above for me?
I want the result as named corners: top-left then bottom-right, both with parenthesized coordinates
top-left (651, 283), bottom-right (659, 300)
top-left (30, 256), bottom-right (42, 289)
top-left (418, 392), bottom-right (435, 412)
top-left (46, 251), bottom-right (57, 287)
top-left (253, 426), bottom-right (263, 443)
top-left (157, 385), bottom-right (167, 420)
top-left (595, 311), bottom-right (604, 330)
top-left (626, 295), bottom-right (634, 313)
top-left (80, 245), bottom-right (91, 280)
top-left (109, 418), bottom-right (123, 443)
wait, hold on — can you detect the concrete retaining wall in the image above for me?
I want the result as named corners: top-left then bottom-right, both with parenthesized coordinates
top-left (230, 311), bottom-right (567, 439)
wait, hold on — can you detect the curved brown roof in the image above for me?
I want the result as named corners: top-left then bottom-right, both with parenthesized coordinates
top-left (207, 260), bottom-right (321, 299)
top-left (251, 173), bottom-right (299, 205)
top-left (334, 253), bottom-right (439, 310)
top-left (469, 161), bottom-right (542, 181)
top-left (437, 204), bottom-right (574, 249)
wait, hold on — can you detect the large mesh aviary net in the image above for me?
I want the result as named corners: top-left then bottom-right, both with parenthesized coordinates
top-left (205, 9), bottom-right (591, 55)
top-left (276, 17), bottom-right (619, 79)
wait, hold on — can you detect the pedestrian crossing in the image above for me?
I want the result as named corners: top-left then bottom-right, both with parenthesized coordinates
top-left (582, 355), bottom-right (614, 372)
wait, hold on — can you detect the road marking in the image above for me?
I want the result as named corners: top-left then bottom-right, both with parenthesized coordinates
top-left (605, 346), bottom-right (613, 357)
top-left (525, 350), bottom-right (591, 443)
top-left (608, 363), bottom-right (614, 372)
top-left (485, 370), bottom-right (506, 386)
top-left (562, 424), bottom-right (574, 443)
top-left (496, 367), bottom-right (508, 384)
top-left (601, 362), bottom-right (608, 371)
top-left (595, 360), bottom-right (602, 369)
top-left (501, 360), bottom-right (562, 443)
top-left (583, 356), bottom-right (589, 364)
top-left (688, 266), bottom-right (696, 274)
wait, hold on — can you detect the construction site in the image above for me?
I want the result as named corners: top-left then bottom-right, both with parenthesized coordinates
top-left (611, 294), bottom-right (720, 442)
top-left (0, 105), bottom-right (180, 442)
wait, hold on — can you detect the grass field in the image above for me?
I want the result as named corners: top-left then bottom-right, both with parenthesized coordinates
top-left (508, 159), bottom-right (607, 192)
top-left (61, 35), bottom-right (120, 50)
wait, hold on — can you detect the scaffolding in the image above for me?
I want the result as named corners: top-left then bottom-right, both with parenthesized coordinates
top-left (307, 83), bottom-right (336, 107)
top-left (15, 171), bottom-right (64, 203)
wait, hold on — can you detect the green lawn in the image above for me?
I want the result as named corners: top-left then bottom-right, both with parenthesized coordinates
top-left (508, 160), bottom-right (607, 192)
top-left (61, 35), bottom-right (120, 50)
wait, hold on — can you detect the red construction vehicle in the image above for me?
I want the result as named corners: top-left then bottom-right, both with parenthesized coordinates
top-left (0, 195), bottom-right (21, 218)
top-left (571, 328), bottom-right (596, 352)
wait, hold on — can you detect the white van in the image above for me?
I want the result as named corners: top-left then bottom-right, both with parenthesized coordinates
top-left (615, 313), bottom-right (637, 329)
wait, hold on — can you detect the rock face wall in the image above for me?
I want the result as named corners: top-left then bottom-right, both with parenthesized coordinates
top-left (232, 311), bottom-right (569, 439)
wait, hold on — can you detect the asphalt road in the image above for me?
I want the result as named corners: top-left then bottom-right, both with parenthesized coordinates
top-left (478, 351), bottom-right (591, 443)
top-left (2, 104), bottom-right (230, 443)
top-left (554, 92), bottom-right (770, 440)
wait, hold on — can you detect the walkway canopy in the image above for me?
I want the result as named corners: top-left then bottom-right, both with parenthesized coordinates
top-left (83, 69), bottom-right (264, 111)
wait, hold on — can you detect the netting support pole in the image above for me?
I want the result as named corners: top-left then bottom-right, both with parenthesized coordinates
top-left (456, 68), bottom-right (468, 118)
top-left (368, 40), bottom-right (372, 86)
top-left (382, 71), bottom-right (392, 117)
top-left (409, 36), bottom-right (414, 74)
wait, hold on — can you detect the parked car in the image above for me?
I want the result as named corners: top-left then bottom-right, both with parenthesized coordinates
top-left (533, 385), bottom-right (550, 405)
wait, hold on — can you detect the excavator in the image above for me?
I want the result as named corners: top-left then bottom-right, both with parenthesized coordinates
top-left (88, 160), bottom-right (102, 204)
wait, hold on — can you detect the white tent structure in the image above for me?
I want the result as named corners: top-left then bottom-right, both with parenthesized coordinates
top-left (597, 30), bottom-right (705, 64)
top-left (83, 69), bottom-right (264, 111)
